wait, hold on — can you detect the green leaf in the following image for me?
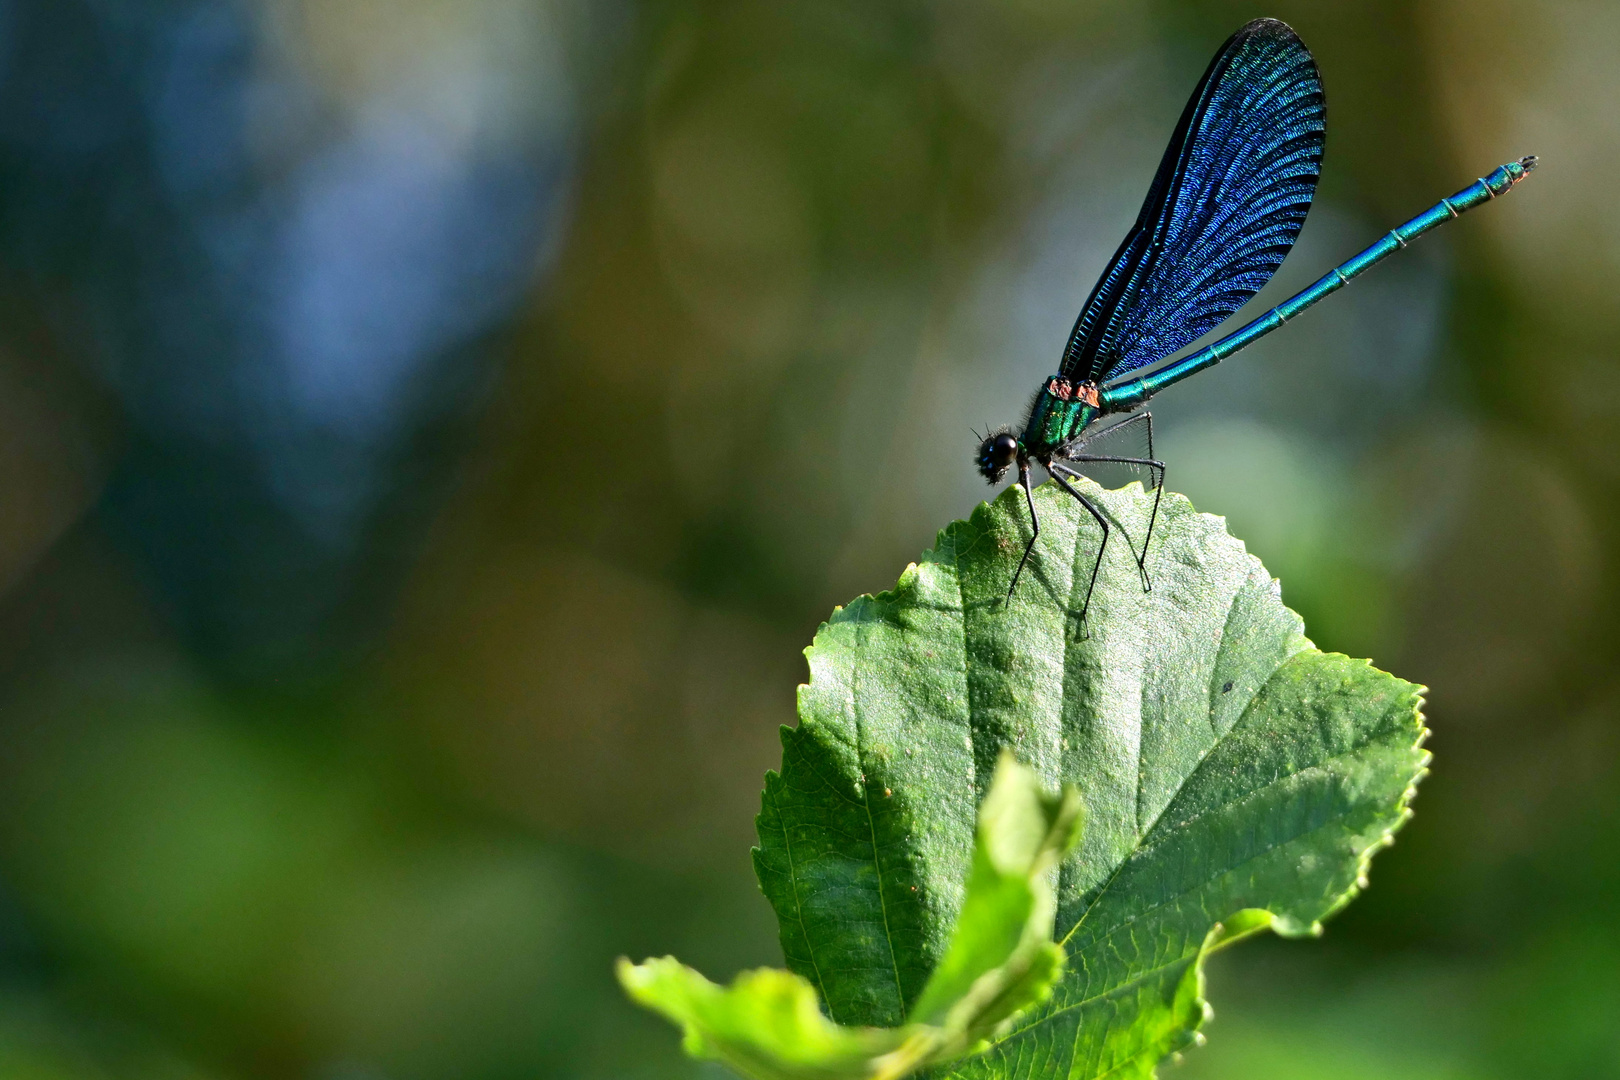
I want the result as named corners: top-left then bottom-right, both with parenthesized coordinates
top-left (753, 479), bottom-right (1428, 1077)
top-left (620, 754), bottom-right (1084, 1080)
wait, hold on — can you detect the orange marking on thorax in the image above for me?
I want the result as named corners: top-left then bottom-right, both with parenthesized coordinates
top-left (1044, 376), bottom-right (1100, 407)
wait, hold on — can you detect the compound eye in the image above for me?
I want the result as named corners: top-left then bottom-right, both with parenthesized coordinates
top-left (991, 433), bottom-right (1018, 466)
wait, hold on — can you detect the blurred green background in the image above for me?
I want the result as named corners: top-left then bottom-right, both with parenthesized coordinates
top-left (0, 0), bottom-right (1613, 1077)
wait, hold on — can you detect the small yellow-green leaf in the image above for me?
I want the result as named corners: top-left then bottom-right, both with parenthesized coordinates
top-left (616, 957), bottom-right (917, 1080)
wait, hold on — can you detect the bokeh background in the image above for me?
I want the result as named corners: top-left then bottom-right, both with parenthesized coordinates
top-left (0, 0), bottom-right (1613, 1077)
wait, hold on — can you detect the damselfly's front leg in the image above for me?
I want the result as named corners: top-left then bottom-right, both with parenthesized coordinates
top-left (1006, 463), bottom-right (1040, 603)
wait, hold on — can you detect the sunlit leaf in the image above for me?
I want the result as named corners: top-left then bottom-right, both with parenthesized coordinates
top-left (753, 479), bottom-right (1428, 1077)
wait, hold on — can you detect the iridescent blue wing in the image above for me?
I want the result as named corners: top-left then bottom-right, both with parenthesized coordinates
top-left (1060, 19), bottom-right (1324, 383)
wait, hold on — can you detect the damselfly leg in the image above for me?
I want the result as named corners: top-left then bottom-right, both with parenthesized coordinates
top-left (1006, 463), bottom-right (1040, 603)
top-left (1044, 465), bottom-right (1110, 635)
top-left (1053, 411), bottom-right (1164, 592)
top-left (1055, 456), bottom-right (1163, 591)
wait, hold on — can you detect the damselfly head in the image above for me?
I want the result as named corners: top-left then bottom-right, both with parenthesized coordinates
top-left (976, 430), bottom-right (1019, 484)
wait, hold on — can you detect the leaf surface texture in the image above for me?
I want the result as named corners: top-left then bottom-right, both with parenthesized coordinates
top-left (754, 480), bottom-right (1427, 1077)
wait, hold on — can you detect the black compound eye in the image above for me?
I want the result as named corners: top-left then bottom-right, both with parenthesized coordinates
top-left (991, 433), bottom-right (1018, 466)
top-left (976, 430), bottom-right (1020, 483)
